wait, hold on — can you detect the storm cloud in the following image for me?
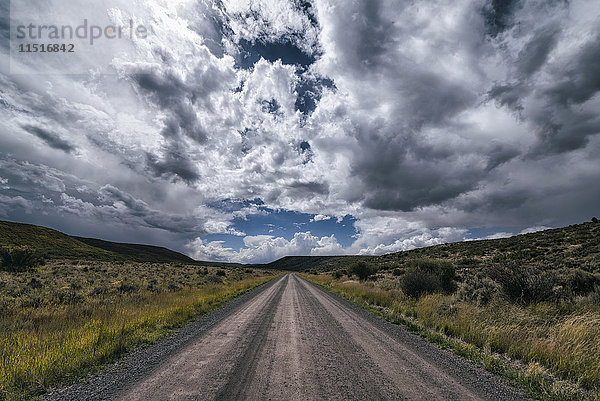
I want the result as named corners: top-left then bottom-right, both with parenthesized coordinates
top-left (1, 0), bottom-right (599, 261)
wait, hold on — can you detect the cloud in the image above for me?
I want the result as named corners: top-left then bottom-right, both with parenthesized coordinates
top-left (311, 214), bottom-right (331, 222)
top-left (21, 125), bottom-right (75, 153)
top-left (519, 226), bottom-right (551, 235)
top-left (1, 0), bottom-right (599, 263)
top-left (0, 194), bottom-right (33, 217)
top-left (187, 231), bottom-right (345, 263)
top-left (480, 232), bottom-right (513, 240)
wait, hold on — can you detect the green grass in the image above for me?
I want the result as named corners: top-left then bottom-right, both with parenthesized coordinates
top-left (0, 221), bottom-right (195, 263)
top-left (293, 221), bottom-right (600, 399)
top-left (302, 274), bottom-right (600, 401)
top-left (0, 221), bottom-right (118, 261)
top-left (0, 260), bottom-right (279, 401)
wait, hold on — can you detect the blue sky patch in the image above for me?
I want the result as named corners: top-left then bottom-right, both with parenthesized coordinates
top-left (295, 76), bottom-right (335, 115)
top-left (237, 38), bottom-right (316, 69)
top-left (203, 199), bottom-right (358, 250)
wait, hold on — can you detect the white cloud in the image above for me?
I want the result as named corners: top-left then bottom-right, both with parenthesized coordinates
top-left (186, 231), bottom-right (345, 263)
top-left (310, 214), bottom-right (332, 222)
top-left (481, 232), bottom-right (513, 240)
top-left (519, 226), bottom-right (551, 235)
top-left (1, 0), bottom-right (599, 263)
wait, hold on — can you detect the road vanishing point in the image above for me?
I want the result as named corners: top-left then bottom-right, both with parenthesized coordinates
top-left (46, 274), bottom-right (525, 401)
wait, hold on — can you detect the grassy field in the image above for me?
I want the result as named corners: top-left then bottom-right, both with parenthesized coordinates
top-left (0, 221), bottom-right (201, 263)
top-left (303, 274), bottom-right (600, 400)
top-left (0, 260), bottom-right (279, 401)
top-left (296, 219), bottom-right (600, 400)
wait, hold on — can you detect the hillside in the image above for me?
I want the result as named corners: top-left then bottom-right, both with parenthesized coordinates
top-left (74, 237), bottom-right (194, 263)
top-left (0, 221), bottom-right (194, 263)
top-left (260, 220), bottom-right (600, 272)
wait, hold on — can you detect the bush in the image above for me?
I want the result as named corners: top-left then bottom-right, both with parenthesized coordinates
top-left (205, 275), bottom-right (223, 284)
top-left (457, 273), bottom-right (500, 305)
top-left (117, 282), bottom-right (139, 294)
top-left (350, 261), bottom-right (377, 281)
top-left (216, 269), bottom-right (227, 277)
top-left (561, 269), bottom-right (598, 296)
top-left (489, 262), bottom-right (555, 304)
top-left (400, 270), bottom-right (442, 298)
top-left (399, 259), bottom-right (457, 298)
top-left (0, 246), bottom-right (45, 271)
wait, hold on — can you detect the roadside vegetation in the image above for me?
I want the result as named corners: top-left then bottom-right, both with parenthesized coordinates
top-left (0, 259), bottom-right (278, 401)
top-left (301, 219), bottom-right (600, 401)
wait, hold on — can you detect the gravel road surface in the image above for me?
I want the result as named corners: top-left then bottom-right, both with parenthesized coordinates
top-left (45, 274), bottom-right (525, 401)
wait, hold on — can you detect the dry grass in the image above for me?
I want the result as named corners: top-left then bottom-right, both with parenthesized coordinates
top-left (304, 274), bottom-right (600, 400)
top-left (0, 260), bottom-right (278, 401)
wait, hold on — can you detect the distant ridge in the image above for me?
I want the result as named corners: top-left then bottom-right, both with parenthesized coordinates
top-left (74, 236), bottom-right (195, 263)
top-left (0, 220), bottom-right (195, 263)
top-left (2, 219), bottom-right (598, 270)
top-left (256, 220), bottom-right (600, 272)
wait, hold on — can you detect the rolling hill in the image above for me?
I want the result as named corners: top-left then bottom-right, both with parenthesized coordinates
top-left (0, 220), bottom-right (195, 263)
top-left (2, 219), bottom-right (599, 270)
top-left (258, 220), bottom-right (600, 272)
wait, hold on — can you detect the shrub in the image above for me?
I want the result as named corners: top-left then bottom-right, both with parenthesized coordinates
top-left (400, 270), bottom-right (442, 298)
top-left (489, 262), bottom-right (555, 304)
top-left (27, 278), bottom-right (43, 289)
top-left (215, 269), bottom-right (227, 277)
top-left (560, 269), bottom-right (598, 296)
top-left (333, 270), bottom-right (343, 279)
top-left (399, 259), bottom-right (457, 298)
top-left (205, 275), bottom-right (223, 284)
top-left (0, 246), bottom-right (45, 271)
top-left (457, 273), bottom-right (500, 305)
top-left (117, 282), bottom-right (138, 294)
top-left (350, 261), bottom-right (377, 281)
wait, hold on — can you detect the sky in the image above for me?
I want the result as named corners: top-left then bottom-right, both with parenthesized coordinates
top-left (0, 0), bottom-right (599, 263)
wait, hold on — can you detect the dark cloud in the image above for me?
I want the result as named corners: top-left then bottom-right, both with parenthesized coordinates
top-left (543, 34), bottom-right (600, 107)
top-left (486, 10), bottom-right (600, 157)
top-left (482, 0), bottom-right (520, 36)
top-left (21, 125), bottom-right (75, 153)
top-left (356, 135), bottom-right (484, 211)
top-left (125, 55), bottom-right (237, 183)
top-left (145, 147), bottom-right (200, 184)
top-left (130, 54), bottom-right (229, 143)
top-left (287, 181), bottom-right (329, 195)
top-left (488, 83), bottom-right (525, 112)
top-left (516, 23), bottom-right (560, 78)
top-left (486, 142), bottom-right (520, 171)
top-left (97, 184), bottom-right (201, 233)
top-left (532, 35), bottom-right (600, 154)
top-left (2, 0), bottom-right (600, 262)
top-left (133, 70), bottom-right (208, 143)
top-left (331, 0), bottom-right (396, 76)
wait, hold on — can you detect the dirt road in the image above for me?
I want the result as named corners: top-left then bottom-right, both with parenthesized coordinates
top-left (46, 274), bottom-right (525, 400)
